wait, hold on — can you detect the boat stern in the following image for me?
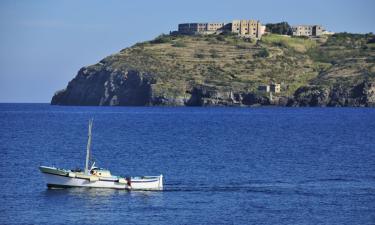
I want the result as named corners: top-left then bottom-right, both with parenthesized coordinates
top-left (130, 174), bottom-right (163, 191)
top-left (159, 174), bottom-right (163, 190)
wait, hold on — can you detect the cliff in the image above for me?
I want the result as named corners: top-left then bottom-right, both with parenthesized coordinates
top-left (52, 33), bottom-right (375, 106)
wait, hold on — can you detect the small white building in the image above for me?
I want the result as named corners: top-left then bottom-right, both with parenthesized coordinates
top-left (258, 83), bottom-right (281, 93)
top-left (270, 83), bottom-right (281, 93)
top-left (258, 85), bottom-right (270, 92)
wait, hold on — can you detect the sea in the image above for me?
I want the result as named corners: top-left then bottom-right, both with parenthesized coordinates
top-left (0, 103), bottom-right (375, 225)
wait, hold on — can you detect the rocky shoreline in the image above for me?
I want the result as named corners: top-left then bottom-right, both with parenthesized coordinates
top-left (52, 67), bottom-right (375, 107)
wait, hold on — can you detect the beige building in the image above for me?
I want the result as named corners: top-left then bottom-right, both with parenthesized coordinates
top-left (292, 25), bottom-right (324, 37)
top-left (231, 20), bottom-right (265, 38)
top-left (178, 22), bottom-right (225, 34)
top-left (207, 23), bottom-right (226, 32)
top-left (270, 83), bottom-right (281, 93)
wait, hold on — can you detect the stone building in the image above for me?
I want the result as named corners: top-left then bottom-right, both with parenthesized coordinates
top-left (231, 20), bottom-right (265, 38)
top-left (178, 22), bottom-right (225, 35)
top-left (208, 23), bottom-right (226, 32)
top-left (291, 25), bottom-right (324, 37)
top-left (270, 83), bottom-right (281, 93)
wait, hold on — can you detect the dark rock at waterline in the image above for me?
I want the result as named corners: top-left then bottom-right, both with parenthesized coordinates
top-left (287, 81), bottom-right (375, 107)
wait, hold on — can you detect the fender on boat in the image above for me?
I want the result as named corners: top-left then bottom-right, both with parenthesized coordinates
top-left (118, 178), bottom-right (127, 184)
top-left (68, 172), bottom-right (76, 178)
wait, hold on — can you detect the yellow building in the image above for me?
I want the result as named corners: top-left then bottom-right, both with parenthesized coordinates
top-left (231, 20), bottom-right (265, 38)
top-left (270, 83), bottom-right (281, 93)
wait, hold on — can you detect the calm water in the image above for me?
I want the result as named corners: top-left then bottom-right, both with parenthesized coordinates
top-left (1, 104), bottom-right (375, 225)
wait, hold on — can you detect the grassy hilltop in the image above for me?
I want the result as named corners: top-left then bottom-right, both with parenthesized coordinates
top-left (110, 33), bottom-right (374, 93)
top-left (52, 32), bottom-right (375, 106)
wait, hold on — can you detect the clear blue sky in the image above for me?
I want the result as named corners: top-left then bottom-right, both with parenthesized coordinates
top-left (0, 0), bottom-right (374, 103)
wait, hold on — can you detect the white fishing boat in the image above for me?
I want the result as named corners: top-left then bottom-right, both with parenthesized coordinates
top-left (39, 119), bottom-right (163, 191)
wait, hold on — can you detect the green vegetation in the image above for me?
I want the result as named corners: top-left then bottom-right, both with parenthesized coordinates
top-left (209, 49), bottom-right (220, 58)
top-left (266, 22), bottom-right (292, 35)
top-left (325, 32), bottom-right (373, 48)
top-left (150, 34), bottom-right (173, 44)
top-left (254, 48), bottom-right (269, 58)
top-left (261, 34), bottom-right (317, 53)
top-left (172, 41), bottom-right (187, 48)
top-left (102, 32), bottom-right (375, 97)
top-left (305, 32), bottom-right (375, 86)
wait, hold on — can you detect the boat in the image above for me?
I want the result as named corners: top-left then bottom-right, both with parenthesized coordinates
top-left (39, 119), bottom-right (163, 191)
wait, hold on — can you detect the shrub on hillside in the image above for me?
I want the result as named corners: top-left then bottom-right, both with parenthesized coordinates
top-left (367, 36), bottom-right (375, 44)
top-left (172, 41), bottom-right (187, 47)
top-left (151, 34), bottom-right (172, 44)
top-left (254, 48), bottom-right (270, 58)
top-left (266, 22), bottom-right (292, 35)
top-left (216, 36), bottom-right (225, 42)
top-left (325, 32), bottom-right (372, 48)
top-left (209, 49), bottom-right (220, 58)
top-left (236, 44), bottom-right (248, 49)
top-left (194, 51), bottom-right (205, 58)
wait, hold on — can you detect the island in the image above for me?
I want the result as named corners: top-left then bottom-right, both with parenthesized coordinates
top-left (51, 20), bottom-right (375, 107)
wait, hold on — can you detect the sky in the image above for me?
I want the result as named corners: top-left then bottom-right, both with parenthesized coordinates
top-left (0, 0), bottom-right (374, 103)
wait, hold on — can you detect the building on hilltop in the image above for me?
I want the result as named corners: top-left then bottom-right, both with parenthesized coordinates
top-left (178, 22), bottom-right (226, 35)
top-left (231, 20), bottom-right (266, 39)
top-left (177, 19), bottom-right (265, 39)
top-left (291, 25), bottom-right (324, 37)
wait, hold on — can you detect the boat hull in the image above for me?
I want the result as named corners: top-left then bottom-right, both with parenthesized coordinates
top-left (43, 173), bottom-right (129, 189)
top-left (131, 175), bottom-right (163, 191)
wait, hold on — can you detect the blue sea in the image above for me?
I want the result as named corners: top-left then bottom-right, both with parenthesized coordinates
top-left (1, 104), bottom-right (375, 225)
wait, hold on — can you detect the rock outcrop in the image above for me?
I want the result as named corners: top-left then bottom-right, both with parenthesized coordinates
top-left (52, 66), bottom-right (153, 106)
top-left (288, 81), bottom-right (375, 107)
top-left (52, 71), bottom-right (273, 106)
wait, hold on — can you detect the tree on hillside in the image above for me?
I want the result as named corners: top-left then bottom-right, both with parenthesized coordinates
top-left (266, 22), bottom-right (292, 35)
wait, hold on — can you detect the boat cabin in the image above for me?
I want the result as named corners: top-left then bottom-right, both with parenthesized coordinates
top-left (90, 168), bottom-right (112, 177)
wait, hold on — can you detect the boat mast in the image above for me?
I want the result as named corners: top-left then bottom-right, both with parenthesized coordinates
top-left (84, 119), bottom-right (93, 175)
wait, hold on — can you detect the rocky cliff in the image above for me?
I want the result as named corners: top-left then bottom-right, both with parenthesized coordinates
top-left (52, 67), bottom-right (153, 106)
top-left (289, 81), bottom-right (375, 107)
top-left (52, 32), bottom-right (375, 107)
